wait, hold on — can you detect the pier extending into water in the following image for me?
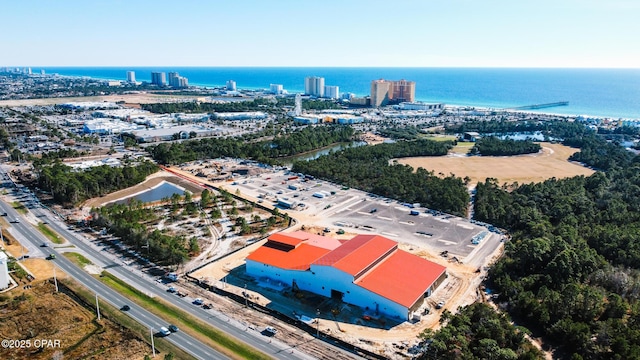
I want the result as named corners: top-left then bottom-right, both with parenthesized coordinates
top-left (506, 101), bottom-right (569, 111)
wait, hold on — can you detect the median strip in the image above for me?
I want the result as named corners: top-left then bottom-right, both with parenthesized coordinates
top-left (98, 271), bottom-right (272, 360)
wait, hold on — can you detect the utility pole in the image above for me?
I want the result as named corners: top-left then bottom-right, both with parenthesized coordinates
top-left (150, 327), bottom-right (156, 358)
top-left (95, 293), bottom-right (101, 321)
top-left (53, 266), bottom-right (58, 292)
top-left (244, 284), bottom-right (248, 307)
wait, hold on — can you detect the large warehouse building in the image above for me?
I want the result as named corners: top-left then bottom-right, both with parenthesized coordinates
top-left (246, 231), bottom-right (447, 320)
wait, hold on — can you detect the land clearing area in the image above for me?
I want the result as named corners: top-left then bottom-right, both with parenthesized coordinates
top-left (397, 142), bottom-right (595, 185)
top-left (0, 279), bottom-right (151, 360)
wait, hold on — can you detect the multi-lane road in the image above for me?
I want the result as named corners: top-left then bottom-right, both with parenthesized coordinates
top-left (1, 188), bottom-right (344, 360)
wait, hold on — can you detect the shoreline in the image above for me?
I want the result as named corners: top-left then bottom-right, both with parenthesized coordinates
top-left (4, 69), bottom-right (638, 120)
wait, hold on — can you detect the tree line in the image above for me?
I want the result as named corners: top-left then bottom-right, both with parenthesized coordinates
top-left (470, 136), bottom-right (541, 156)
top-left (291, 139), bottom-right (470, 216)
top-left (147, 125), bottom-right (355, 165)
top-left (36, 161), bottom-right (158, 205)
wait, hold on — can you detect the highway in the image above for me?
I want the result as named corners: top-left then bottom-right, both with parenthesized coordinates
top-left (0, 191), bottom-right (330, 360)
top-left (0, 200), bottom-right (230, 360)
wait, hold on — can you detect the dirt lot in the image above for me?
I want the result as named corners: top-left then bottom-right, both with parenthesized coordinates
top-left (0, 280), bottom-right (150, 360)
top-left (397, 142), bottom-right (595, 185)
top-left (0, 93), bottom-right (202, 107)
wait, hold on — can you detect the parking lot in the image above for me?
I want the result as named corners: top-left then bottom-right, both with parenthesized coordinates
top-left (223, 167), bottom-right (502, 269)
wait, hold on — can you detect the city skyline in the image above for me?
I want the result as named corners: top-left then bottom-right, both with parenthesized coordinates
top-left (1, 0), bottom-right (639, 68)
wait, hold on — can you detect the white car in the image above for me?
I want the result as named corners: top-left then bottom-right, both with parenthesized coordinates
top-left (265, 326), bottom-right (278, 335)
top-left (158, 327), bottom-right (171, 336)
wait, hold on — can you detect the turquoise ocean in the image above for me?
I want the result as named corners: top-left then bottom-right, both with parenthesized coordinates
top-left (39, 67), bottom-right (640, 119)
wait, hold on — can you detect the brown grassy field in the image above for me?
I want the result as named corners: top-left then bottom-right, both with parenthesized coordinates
top-left (397, 142), bottom-right (595, 185)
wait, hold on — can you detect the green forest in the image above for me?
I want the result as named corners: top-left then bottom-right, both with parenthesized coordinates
top-left (148, 125), bottom-right (355, 165)
top-left (140, 98), bottom-right (340, 114)
top-left (418, 303), bottom-right (543, 360)
top-left (465, 128), bottom-right (640, 358)
top-left (470, 136), bottom-right (542, 156)
top-left (291, 139), bottom-right (470, 216)
top-left (36, 161), bottom-right (158, 205)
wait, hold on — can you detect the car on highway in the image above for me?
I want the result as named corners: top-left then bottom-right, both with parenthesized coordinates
top-left (168, 325), bottom-right (179, 332)
top-left (121, 305), bottom-right (130, 311)
top-left (193, 298), bottom-right (204, 305)
top-left (1, 212), bottom-right (7, 216)
top-left (41, 243), bottom-right (49, 247)
top-left (46, 254), bottom-right (56, 260)
top-left (158, 327), bottom-right (171, 336)
top-left (167, 286), bottom-right (177, 293)
top-left (10, 219), bottom-right (20, 223)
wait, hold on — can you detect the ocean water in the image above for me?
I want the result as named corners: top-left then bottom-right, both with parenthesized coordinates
top-left (41, 67), bottom-right (640, 119)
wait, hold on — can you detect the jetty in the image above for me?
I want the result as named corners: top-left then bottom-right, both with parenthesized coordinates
top-left (506, 101), bottom-right (569, 111)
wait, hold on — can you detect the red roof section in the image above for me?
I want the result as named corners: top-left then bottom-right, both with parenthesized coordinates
top-left (267, 232), bottom-right (304, 248)
top-left (246, 243), bottom-right (330, 271)
top-left (355, 251), bottom-right (446, 308)
top-left (246, 232), bottom-right (341, 271)
top-left (314, 234), bottom-right (397, 276)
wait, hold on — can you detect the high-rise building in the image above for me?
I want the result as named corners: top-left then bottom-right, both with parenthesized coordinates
top-left (226, 80), bottom-right (237, 91)
top-left (270, 84), bottom-right (284, 94)
top-left (151, 72), bottom-right (166, 86)
top-left (371, 79), bottom-right (392, 107)
top-left (391, 79), bottom-right (416, 103)
top-left (40, 69), bottom-right (45, 75)
top-left (126, 71), bottom-right (136, 83)
top-left (294, 94), bottom-right (302, 116)
top-left (324, 85), bottom-right (340, 99)
top-left (167, 72), bottom-right (188, 88)
top-left (304, 76), bottom-right (325, 97)
top-left (370, 79), bottom-right (416, 107)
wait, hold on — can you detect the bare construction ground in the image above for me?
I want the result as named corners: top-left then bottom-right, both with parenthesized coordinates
top-left (397, 142), bottom-right (595, 185)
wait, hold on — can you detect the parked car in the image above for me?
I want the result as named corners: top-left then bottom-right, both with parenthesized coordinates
top-left (167, 286), bottom-right (177, 293)
top-left (193, 298), bottom-right (204, 305)
top-left (265, 326), bottom-right (278, 335)
top-left (435, 301), bottom-right (445, 309)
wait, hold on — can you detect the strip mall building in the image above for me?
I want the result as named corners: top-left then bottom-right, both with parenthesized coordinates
top-left (246, 231), bottom-right (447, 320)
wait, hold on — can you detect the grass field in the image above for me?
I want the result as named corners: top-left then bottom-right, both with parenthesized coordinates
top-left (397, 142), bottom-right (595, 186)
top-left (37, 223), bottom-right (65, 244)
top-left (100, 272), bottom-right (271, 360)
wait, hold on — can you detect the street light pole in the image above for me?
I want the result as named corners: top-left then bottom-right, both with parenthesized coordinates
top-left (150, 327), bottom-right (156, 358)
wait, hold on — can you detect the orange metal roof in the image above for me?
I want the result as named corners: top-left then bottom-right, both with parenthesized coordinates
top-left (246, 243), bottom-right (330, 271)
top-left (314, 234), bottom-right (397, 276)
top-left (267, 232), bottom-right (304, 248)
top-left (355, 251), bottom-right (446, 308)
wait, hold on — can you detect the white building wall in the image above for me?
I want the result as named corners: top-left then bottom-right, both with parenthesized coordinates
top-left (0, 252), bottom-right (10, 290)
top-left (247, 259), bottom-right (415, 319)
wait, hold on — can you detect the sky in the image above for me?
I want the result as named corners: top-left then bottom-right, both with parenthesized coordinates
top-left (2, 0), bottom-right (639, 68)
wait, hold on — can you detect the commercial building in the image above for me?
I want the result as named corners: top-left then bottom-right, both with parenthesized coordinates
top-left (246, 232), bottom-right (447, 320)
top-left (397, 102), bottom-right (444, 111)
top-left (304, 76), bottom-right (325, 97)
top-left (324, 85), bottom-right (340, 99)
top-left (151, 72), bottom-right (166, 86)
top-left (0, 251), bottom-right (9, 290)
top-left (212, 111), bottom-right (267, 120)
top-left (370, 79), bottom-right (416, 107)
top-left (226, 80), bottom-right (237, 91)
top-left (126, 71), bottom-right (136, 83)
